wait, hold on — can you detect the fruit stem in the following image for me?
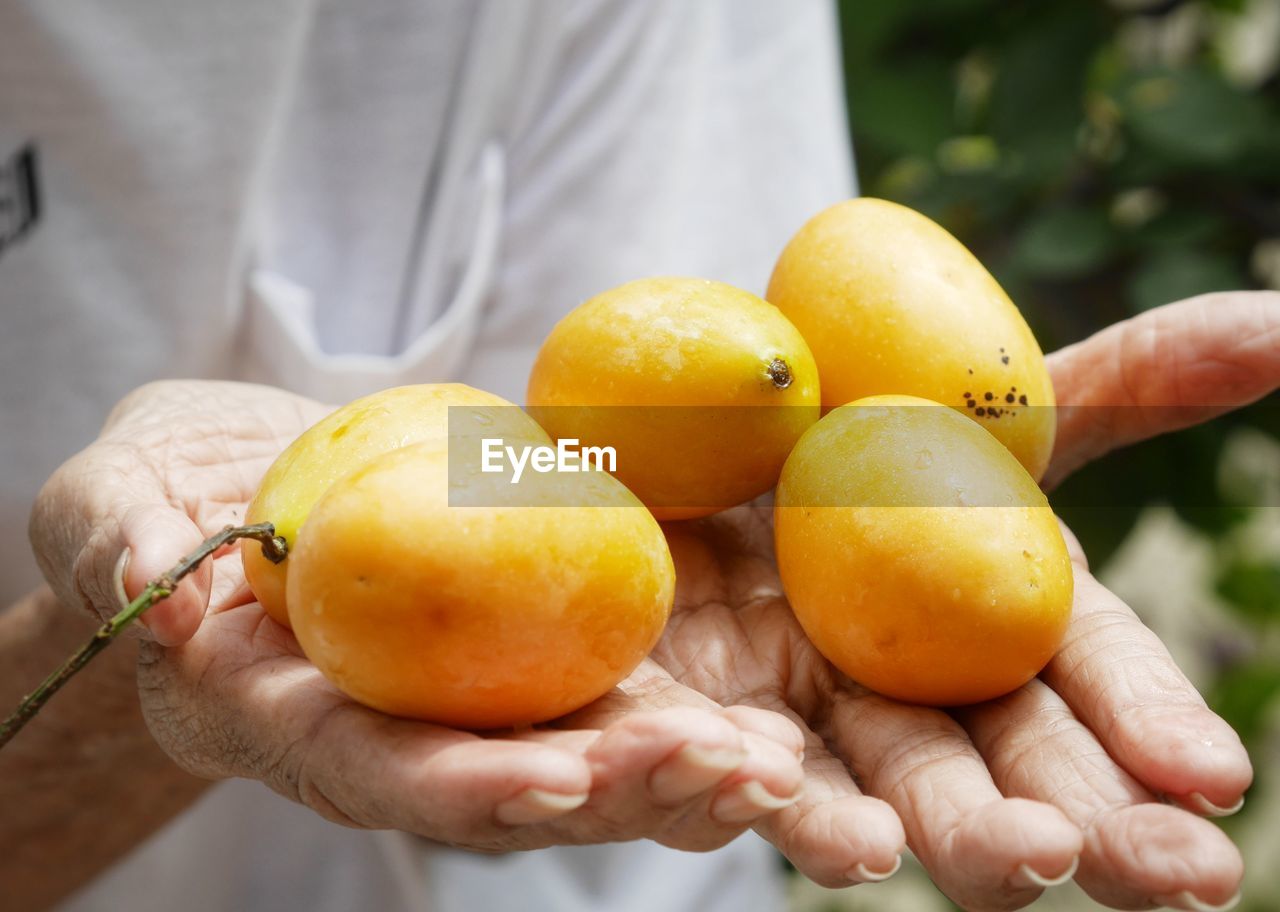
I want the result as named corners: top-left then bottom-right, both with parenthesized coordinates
top-left (0, 523), bottom-right (287, 751)
top-left (767, 358), bottom-right (793, 390)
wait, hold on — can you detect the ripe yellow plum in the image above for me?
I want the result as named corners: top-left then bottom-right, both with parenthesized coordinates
top-left (774, 395), bottom-right (1073, 706)
top-left (527, 277), bottom-right (820, 519)
top-left (767, 198), bottom-right (1056, 481)
top-left (287, 441), bottom-right (674, 728)
top-left (243, 384), bottom-right (545, 627)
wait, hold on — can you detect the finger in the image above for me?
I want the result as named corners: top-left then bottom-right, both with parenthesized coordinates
top-left (139, 624), bottom-right (592, 850)
top-left (1044, 564), bottom-right (1253, 812)
top-left (717, 704), bottom-right (805, 761)
top-left (959, 680), bottom-right (1244, 910)
top-left (1046, 290), bottom-right (1280, 487)
top-left (556, 677), bottom-right (805, 850)
top-left (830, 686), bottom-right (1082, 911)
top-left (751, 715), bottom-right (905, 889)
top-left (115, 503), bottom-right (211, 645)
top-left (595, 721), bottom-right (804, 851)
top-left (31, 449), bottom-right (210, 646)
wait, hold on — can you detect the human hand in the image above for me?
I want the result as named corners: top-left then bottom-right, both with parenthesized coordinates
top-left (656, 291), bottom-right (1277, 910)
top-left (29, 380), bottom-right (806, 854)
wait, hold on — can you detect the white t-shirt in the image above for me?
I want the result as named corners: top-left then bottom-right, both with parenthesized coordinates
top-left (0, 1), bottom-right (854, 909)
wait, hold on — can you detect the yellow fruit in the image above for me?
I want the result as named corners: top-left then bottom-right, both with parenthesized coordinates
top-left (527, 277), bottom-right (820, 520)
top-left (287, 441), bottom-right (674, 728)
top-left (774, 395), bottom-right (1073, 706)
top-left (243, 384), bottom-right (546, 627)
top-left (767, 198), bottom-right (1056, 481)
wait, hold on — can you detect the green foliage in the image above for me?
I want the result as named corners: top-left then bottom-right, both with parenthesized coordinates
top-left (839, 0), bottom-right (1280, 879)
top-left (1209, 660), bottom-right (1280, 745)
top-left (839, 0), bottom-right (1280, 344)
top-left (1216, 558), bottom-right (1280, 624)
top-left (838, 0), bottom-right (1280, 550)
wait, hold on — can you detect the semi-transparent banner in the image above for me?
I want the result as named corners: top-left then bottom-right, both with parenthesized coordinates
top-left (444, 402), bottom-right (1280, 509)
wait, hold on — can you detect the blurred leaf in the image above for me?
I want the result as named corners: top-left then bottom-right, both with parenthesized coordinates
top-left (874, 155), bottom-right (938, 200)
top-left (987, 9), bottom-right (1103, 181)
top-left (1209, 661), bottom-right (1280, 745)
top-left (1216, 559), bottom-right (1280, 624)
top-left (1050, 450), bottom-right (1150, 568)
top-left (1237, 395), bottom-right (1280, 442)
top-left (1013, 206), bottom-right (1118, 277)
top-left (837, 0), bottom-right (917, 62)
top-left (1169, 425), bottom-right (1251, 534)
top-left (1116, 68), bottom-right (1276, 169)
top-left (848, 59), bottom-right (957, 158)
top-left (1128, 206), bottom-right (1228, 248)
top-left (937, 135), bottom-right (1000, 174)
top-left (1051, 505), bottom-right (1142, 569)
top-left (1127, 248), bottom-right (1244, 313)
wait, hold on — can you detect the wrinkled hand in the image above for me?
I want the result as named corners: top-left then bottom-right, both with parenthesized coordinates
top-left (658, 291), bottom-right (1278, 911)
top-left (29, 381), bottom-right (804, 854)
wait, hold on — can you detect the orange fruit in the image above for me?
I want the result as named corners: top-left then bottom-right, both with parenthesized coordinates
top-left (527, 277), bottom-right (820, 519)
top-left (774, 395), bottom-right (1072, 706)
top-left (767, 198), bottom-right (1056, 481)
top-left (286, 441), bottom-right (674, 728)
top-left (244, 384), bottom-right (544, 627)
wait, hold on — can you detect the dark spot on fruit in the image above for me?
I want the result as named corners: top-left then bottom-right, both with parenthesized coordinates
top-left (975, 407), bottom-right (986, 416)
top-left (429, 606), bottom-right (452, 628)
top-left (1001, 355), bottom-right (1010, 365)
top-left (984, 392), bottom-right (994, 401)
top-left (1006, 393), bottom-right (1015, 403)
top-left (963, 392), bottom-right (971, 399)
top-left (767, 357), bottom-right (793, 390)
top-left (967, 368), bottom-right (974, 374)
top-left (966, 399), bottom-right (976, 408)
top-left (1019, 395), bottom-right (1028, 405)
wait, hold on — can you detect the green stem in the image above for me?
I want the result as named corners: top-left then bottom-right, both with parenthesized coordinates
top-left (0, 522), bottom-right (287, 751)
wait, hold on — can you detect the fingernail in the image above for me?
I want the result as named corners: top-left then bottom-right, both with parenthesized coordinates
top-left (113, 548), bottom-right (132, 610)
top-left (1014, 855), bottom-right (1079, 889)
top-left (649, 745), bottom-right (745, 804)
top-left (846, 854), bottom-right (902, 884)
top-left (495, 789), bottom-right (588, 826)
top-left (709, 780), bottom-right (801, 824)
top-left (1179, 792), bottom-right (1245, 818)
top-left (1152, 890), bottom-right (1241, 912)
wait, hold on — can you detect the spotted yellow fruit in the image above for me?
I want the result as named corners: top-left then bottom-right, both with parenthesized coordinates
top-left (767, 198), bottom-right (1056, 481)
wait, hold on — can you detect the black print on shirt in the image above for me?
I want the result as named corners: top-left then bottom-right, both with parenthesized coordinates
top-left (0, 143), bottom-right (40, 261)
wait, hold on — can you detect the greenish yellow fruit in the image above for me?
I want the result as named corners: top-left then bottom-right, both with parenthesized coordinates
top-left (767, 198), bottom-right (1056, 481)
top-left (527, 277), bottom-right (820, 519)
top-left (774, 395), bottom-right (1073, 706)
top-left (244, 384), bottom-right (546, 627)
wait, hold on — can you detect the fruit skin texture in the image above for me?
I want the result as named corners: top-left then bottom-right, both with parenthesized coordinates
top-left (287, 441), bottom-right (675, 729)
top-left (526, 277), bottom-right (821, 520)
top-left (244, 384), bottom-right (546, 628)
top-left (766, 198), bottom-right (1056, 482)
top-left (774, 395), bottom-right (1073, 706)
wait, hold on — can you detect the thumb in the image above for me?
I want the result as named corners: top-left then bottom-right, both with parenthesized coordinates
top-left (112, 503), bottom-right (212, 646)
top-left (31, 451), bottom-right (213, 647)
